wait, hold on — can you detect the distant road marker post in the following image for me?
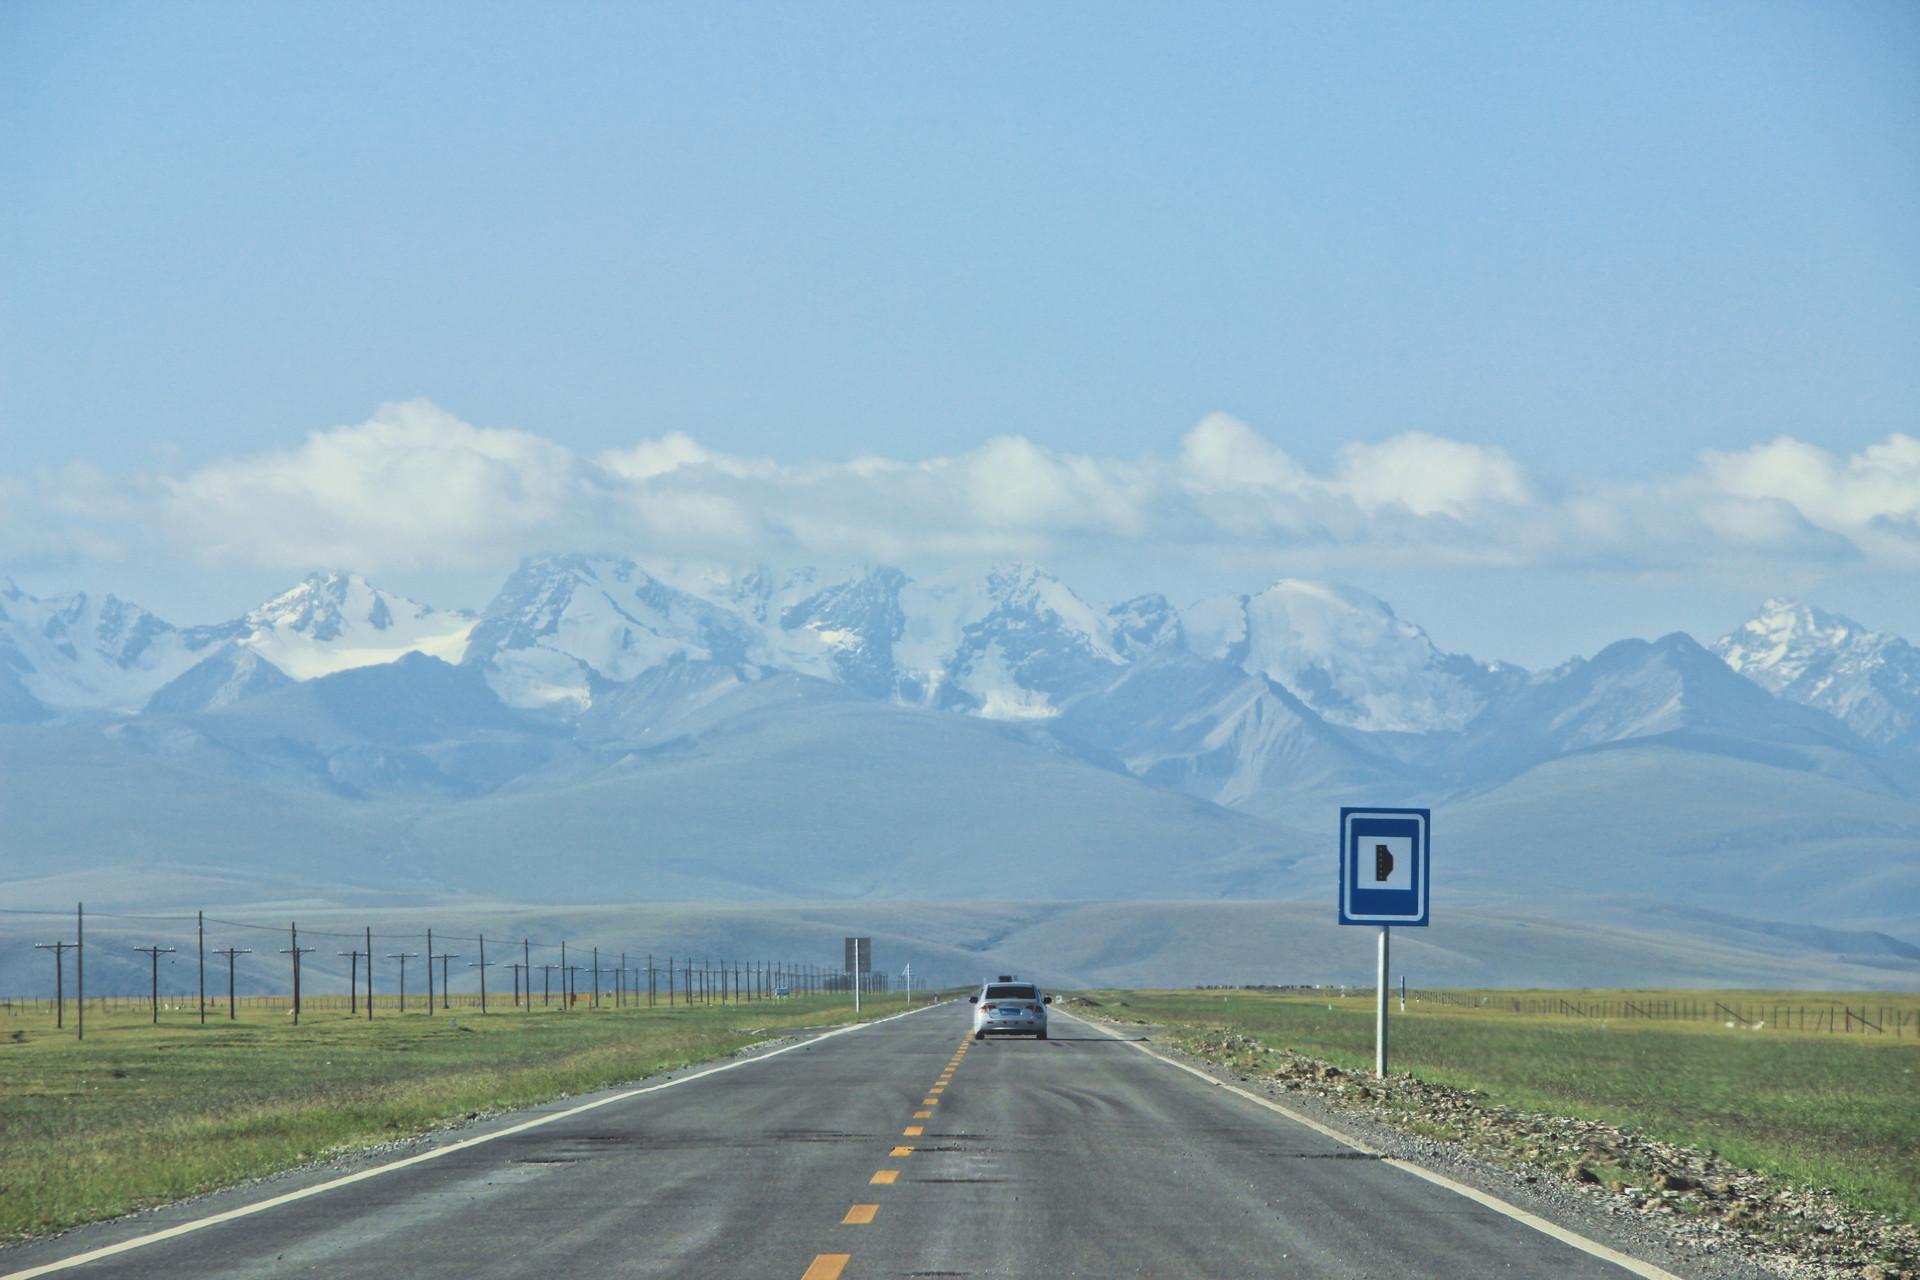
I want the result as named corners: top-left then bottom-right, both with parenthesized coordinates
top-left (1338, 807), bottom-right (1430, 1078)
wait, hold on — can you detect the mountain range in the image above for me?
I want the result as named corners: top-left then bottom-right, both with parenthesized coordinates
top-left (2, 560), bottom-right (1916, 982)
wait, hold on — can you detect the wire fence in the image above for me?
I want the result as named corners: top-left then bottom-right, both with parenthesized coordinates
top-left (1410, 989), bottom-right (1918, 1037)
top-left (3, 902), bottom-right (918, 1037)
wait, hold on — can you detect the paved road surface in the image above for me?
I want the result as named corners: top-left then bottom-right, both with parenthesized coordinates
top-left (3, 1003), bottom-right (1665, 1279)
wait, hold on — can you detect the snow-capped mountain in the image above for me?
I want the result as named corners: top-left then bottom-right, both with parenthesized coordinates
top-left (0, 578), bottom-right (208, 714)
top-left (776, 566), bottom-right (911, 699)
top-left (1186, 579), bottom-right (1522, 734)
top-left (463, 554), bottom-right (760, 709)
top-left (7, 560), bottom-right (1920, 942)
top-left (0, 571), bottom-right (473, 717)
top-left (1052, 645), bottom-right (1405, 814)
top-left (1714, 599), bottom-right (1920, 750)
top-left (1449, 632), bottom-right (1880, 786)
top-left (230, 571), bottom-right (474, 680)
top-left (13, 556), bottom-right (1920, 819)
top-left (466, 557), bottom-right (1135, 722)
top-left (899, 563), bottom-right (1125, 719)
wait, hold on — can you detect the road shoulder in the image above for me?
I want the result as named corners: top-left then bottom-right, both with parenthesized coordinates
top-left (1056, 1006), bottom-right (1787, 1280)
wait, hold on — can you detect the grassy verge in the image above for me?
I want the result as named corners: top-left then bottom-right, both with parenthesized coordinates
top-left (0, 993), bottom-right (923, 1240)
top-left (1085, 989), bottom-right (1920, 1225)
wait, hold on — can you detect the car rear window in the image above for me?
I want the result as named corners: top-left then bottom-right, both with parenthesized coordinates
top-left (985, 985), bottom-right (1038, 1000)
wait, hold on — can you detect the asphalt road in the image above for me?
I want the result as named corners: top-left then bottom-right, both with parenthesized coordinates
top-left (3, 1003), bottom-right (1666, 1279)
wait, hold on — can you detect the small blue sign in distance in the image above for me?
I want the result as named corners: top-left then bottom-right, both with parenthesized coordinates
top-left (1339, 806), bottom-right (1430, 926)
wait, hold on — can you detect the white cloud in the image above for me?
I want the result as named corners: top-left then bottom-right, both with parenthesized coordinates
top-left (6, 401), bottom-right (1917, 579)
top-left (1701, 434), bottom-right (1920, 562)
top-left (1179, 412), bottom-right (1309, 494)
top-left (161, 400), bottom-right (591, 570)
top-left (1334, 433), bottom-right (1531, 518)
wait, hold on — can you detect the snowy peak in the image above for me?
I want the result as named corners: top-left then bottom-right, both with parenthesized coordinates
top-left (1108, 594), bottom-right (1182, 659)
top-left (232, 571), bottom-right (474, 680)
top-left (247, 571), bottom-right (401, 640)
top-left (0, 583), bottom-right (206, 712)
top-left (1199, 579), bottom-right (1517, 733)
top-left (464, 553), bottom-right (756, 709)
top-left (779, 566), bottom-right (909, 699)
top-left (903, 563), bottom-right (1124, 720)
top-left (1714, 599), bottom-right (1920, 748)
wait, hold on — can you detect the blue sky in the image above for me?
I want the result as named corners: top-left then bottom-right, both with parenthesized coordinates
top-left (2, 2), bottom-right (1916, 664)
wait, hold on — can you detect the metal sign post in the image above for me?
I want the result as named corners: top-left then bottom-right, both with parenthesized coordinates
top-left (844, 936), bottom-right (870, 1013)
top-left (1375, 926), bottom-right (1389, 1078)
top-left (1338, 807), bottom-right (1431, 1078)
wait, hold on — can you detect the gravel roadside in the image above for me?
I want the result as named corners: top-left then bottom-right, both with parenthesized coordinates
top-left (1063, 1001), bottom-right (1916, 1280)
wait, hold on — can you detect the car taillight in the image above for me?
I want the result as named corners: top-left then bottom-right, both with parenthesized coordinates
top-left (980, 1003), bottom-right (996, 1012)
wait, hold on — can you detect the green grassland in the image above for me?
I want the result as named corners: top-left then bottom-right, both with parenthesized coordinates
top-left (0, 992), bottom-right (922, 1240)
top-left (1088, 988), bottom-right (1920, 1224)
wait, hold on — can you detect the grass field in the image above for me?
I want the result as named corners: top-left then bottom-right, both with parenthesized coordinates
top-left (1090, 988), bottom-right (1920, 1225)
top-left (0, 991), bottom-right (925, 1241)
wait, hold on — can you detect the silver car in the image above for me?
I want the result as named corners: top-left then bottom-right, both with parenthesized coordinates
top-left (968, 978), bottom-right (1051, 1039)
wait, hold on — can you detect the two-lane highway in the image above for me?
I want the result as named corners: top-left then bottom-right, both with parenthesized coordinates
top-left (2, 1003), bottom-right (1676, 1278)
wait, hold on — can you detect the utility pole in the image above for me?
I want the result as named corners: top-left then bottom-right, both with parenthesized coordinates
top-left (667, 955), bottom-right (674, 1007)
top-left (431, 946), bottom-right (460, 1011)
top-left (618, 951), bottom-right (626, 1008)
top-left (426, 928), bottom-right (434, 1015)
top-left (522, 939), bottom-right (530, 1013)
top-left (198, 911), bottom-right (206, 1025)
top-left (365, 926), bottom-right (374, 1022)
top-left (132, 944), bottom-right (177, 1024)
top-left (280, 924), bottom-right (314, 1025)
top-left (387, 952), bottom-right (420, 1012)
top-left (76, 902), bottom-right (85, 1042)
top-left (564, 965), bottom-right (582, 1009)
top-left (337, 949), bottom-right (366, 1014)
top-left (536, 962), bottom-right (557, 1006)
top-left (510, 961), bottom-right (524, 1008)
top-left (33, 940), bottom-right (76, 1029)
top-left (592, 947), bottom-right (600, 1010)
top-left (470, 935), bottom-right (496, 1014)
top-left (559, 942), bottom-right (568, 1010)
top-left (215, 947), bottom-right (251, 1020)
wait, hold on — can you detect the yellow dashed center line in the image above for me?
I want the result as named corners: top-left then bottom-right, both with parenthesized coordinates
top-left (913, 1110), bottom-right (932, 1119)
top-left (891, 1145), bottom-right (914, 1157)
top-left (922, 1097), bottom-right (938, 1105)
top-left (802, 1254), bottom-right (851, 1280)
top-left (871, 1169), bottom-right (900, 1185)
top-left (901, 1125), bottom-right (923, 1137)
top-left (842, 1204), bottom-right (879, 1225)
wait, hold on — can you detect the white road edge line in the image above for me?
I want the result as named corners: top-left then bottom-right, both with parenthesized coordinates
top-left (0, 1001), bottom-right (951, 1280)
top-left (1057, 1009), bottom-right (1685, 1280)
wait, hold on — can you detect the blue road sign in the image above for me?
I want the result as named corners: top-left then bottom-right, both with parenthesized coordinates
top-left (1339, 807), bottom-right (1430, 926)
